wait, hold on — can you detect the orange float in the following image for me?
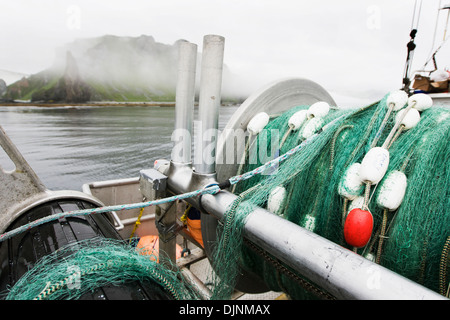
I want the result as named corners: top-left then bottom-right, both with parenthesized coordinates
top-left (343, 208), bottom-right (374, 248)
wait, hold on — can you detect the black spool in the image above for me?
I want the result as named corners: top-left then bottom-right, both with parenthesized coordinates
top-left (0, 198), bottom-right (173, 300)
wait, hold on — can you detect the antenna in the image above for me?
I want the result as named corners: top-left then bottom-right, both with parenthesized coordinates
top-left (441, 4), bottom-right (450, 40)
top-left (421, 3), bottom-right (450, 71)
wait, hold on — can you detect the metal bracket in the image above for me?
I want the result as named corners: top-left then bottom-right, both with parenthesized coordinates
top-left (139, 168), bottom-right (168, 200)
top-left (0, 126), bottom-right (48, 232)
top-left (155, 219), bottom-right (181, 243)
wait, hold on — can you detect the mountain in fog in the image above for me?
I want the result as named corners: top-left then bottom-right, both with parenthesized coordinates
top-left (4, 35), bottom-right (245, 103)
top-left (0, 69), bottom-right (27, 98)
top-left (0, 69), bottom-right (28, 86)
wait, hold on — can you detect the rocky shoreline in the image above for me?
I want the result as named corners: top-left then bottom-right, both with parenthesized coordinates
top-left (0, 101), bottom-right (176, 107)
top-left (0, 101), bottom-right (242, 107)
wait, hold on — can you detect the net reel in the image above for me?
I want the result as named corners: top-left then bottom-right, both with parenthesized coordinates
top-left (200, 77), bottom-right (337, 293)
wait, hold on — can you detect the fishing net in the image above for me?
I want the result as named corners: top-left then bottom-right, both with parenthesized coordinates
top-left (5, 238), bottom-right (201, 300)
top-left (211, 93), bottom-right (450, 299)
top-left (4, 93), bottom-right (449, 300)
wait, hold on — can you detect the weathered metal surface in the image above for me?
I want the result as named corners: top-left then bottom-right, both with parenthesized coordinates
top-left (0, 125), bottom-right (48, 233)
top-left (0, 125), bottom-right (104, 233)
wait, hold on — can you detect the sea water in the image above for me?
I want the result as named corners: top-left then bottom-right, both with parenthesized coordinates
top-left (0, 104), bottom-right (238, 191)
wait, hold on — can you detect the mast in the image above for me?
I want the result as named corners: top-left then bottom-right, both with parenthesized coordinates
top-left (402, 0), bottom-right (422, 93)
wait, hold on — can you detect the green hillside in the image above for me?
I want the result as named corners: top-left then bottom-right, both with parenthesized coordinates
top-left (3, 35), bottom-right (246, 103)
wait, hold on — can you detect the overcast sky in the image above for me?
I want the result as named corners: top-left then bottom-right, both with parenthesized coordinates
top-left (0, 0), bottom-right (448, 106)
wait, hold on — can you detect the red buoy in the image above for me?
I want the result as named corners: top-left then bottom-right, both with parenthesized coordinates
top-left (344, 208), bottom-right (374, 248)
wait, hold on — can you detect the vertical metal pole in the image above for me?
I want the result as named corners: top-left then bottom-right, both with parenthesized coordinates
top-left (172, 41), bottom-right (197, 164)
top-left (194, 35), bottom-right (225, 174)
top-left (161, 41), bottom-right (197, 269)
top-left (156, 201), bottom-right (177, 270)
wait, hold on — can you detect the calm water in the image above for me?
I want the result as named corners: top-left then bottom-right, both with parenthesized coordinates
top-left (0, 105), bottom-right (238, 191)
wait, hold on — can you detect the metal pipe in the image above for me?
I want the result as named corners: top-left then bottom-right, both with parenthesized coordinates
top-left (200, 190), bottom-right (446, 300)
top-left (194, 35), bottom-right (225, 174)
top-left (172, 41), bottom-right (198, 164)
top-left (180, 267), bottom-right (212, 300)
top-left (0, 126), bottom-right (46, 192)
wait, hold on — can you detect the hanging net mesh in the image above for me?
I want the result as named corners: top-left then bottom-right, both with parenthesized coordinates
top-left (4, 93), bottom-right (450, 300)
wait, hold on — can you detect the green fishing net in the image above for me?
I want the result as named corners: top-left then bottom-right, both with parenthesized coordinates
top-left (5, 238), bottom-right (201, 300)
top-left (212, 93), bottom-right (449, 299)
top-left (5, 93), bottom-right (450, 300)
